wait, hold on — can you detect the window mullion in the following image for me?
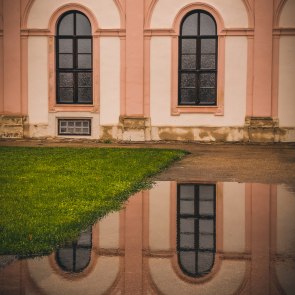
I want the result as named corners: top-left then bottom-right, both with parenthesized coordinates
top-left (195, 185), bottom-right (199, 275)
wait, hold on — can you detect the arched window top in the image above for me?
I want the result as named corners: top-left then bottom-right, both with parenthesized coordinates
top-left (57, 11), bottom-right (91, 36)
top-left (181, 10), bottom-right (217, 36)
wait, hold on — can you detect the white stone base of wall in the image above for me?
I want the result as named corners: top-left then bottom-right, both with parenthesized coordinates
top-left (1, 115), bottom-right (295, 143)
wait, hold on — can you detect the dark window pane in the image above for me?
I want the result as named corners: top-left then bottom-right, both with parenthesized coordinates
top-left (78, 87), bottom-right (92, 103)
top-left (199, 88), bottom-right (216, 104)
top-left (179, 252), bottom-right (196, 275)
top-left (199, 219), bottom-right (214, 234)
top-left (181, 55), bottom-right (196, 70)
top-left (180, 218), bottom-right (194, 233)
top-left (181, 73), bottom-right (196, 88)
top-left (201, 39), bottom-right (216, 54)
top-left (199, 200), bottom-right (214, 216)
top-left (199, 185), bottom-right (215, 201)
top-left (201, 54), bottom-right (216, 69)
top-left (198, 252), bottom-right (214, 274)
top-left (59, 88), bottom-right (74, 103)
top-left (59, 73), bottom-right (74, 87)
top-left (182, 39), bottom-right (196, 54)
top-left (58, 13), bottom-right (74, 35)
top-left (78, 39), bottom-right (91, 53)
top-left (180, 200), bottom-right (194, 215)
top-left (180, 88), bottom-right (196, 104)
top-left (78, 54), bottom-right (91, 69)
top-left (59, 54), bottom-right (73, 68)
top-left (182, 13), bottom-right (198, 35)
top-left (180, 185), bottom-right (195, 200)
top-left (180, 233), bottom-right (195, 249)
top-left (199, 73), bottom-right (216, 88)
top-left (57, 248), bottom-right (73, 271)
top-left (76, 13), bottom-right (91, 35)
top-left (78, 73), bottom-right (92, 87)
top-left (59, 39), bottom-right (73, 53)
top-left (200, 13), bottom-right (216, 35)
top-left (75, 248), bottom-right (91, 271)
top-left (199, 234), bottom-right (214, 249)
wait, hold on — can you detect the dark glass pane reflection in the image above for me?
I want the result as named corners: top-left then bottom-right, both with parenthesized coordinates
top-left (182, 13), bottom-right (198, 35)
top-left (59, 88), bottom-right (74, 103)
top-left (56, 227), bottom-right (92, 273)
top-left (200, 13), bottom-right (216, 35)
top-left (177, 184), bottom-right (216, 277)
top-left (59, 73), bottom-right (74, 87)
top-left (199, 88), bottom-right (216, 104)
top-left (78, 88), bottom-right (92, 103)
top-left (76, 13), bottom-right (91, 35)
top-left (78, 54), bottom-right (91, 69)
top-left (58, 13), bottom-right (74, 35)
top-left (78, 73), bottom-right (92, 87)
top-left (181, 73), bottom-right (196, 88)
top-left (180, 89), bottom-right (196, 104)
top-left (199, 73), bottom-right (216, 88)
top-left (59, 39), bottom-right (73, 53)
top-left (59, 54), bottom-right (73, 69)
top-left (181, 55), bottom-right (196, 70)
top-left (182, 39), bottom-right (197, 54)
top-left (78, 39), bottom-right (91, 53)
top-left (200, 55), bottom-right (216, 69)
top-left (201, 39), bottom-right (216, 54)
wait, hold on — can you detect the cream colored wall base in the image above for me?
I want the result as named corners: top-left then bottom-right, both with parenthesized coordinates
top-left (2, 115), bottom-right (295, 142)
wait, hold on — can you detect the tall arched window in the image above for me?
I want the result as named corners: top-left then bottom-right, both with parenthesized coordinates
top-left (177, 184), bottom-right (216, 277)
top-left (56, 11), bottom-right (93, 104)
top-left (179, 10), bottom-right (217, 106)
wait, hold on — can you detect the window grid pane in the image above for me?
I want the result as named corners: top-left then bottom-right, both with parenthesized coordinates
top-left (179, 10), bottom-right (217, 106)
top-left (56, 11), bottom-right (93, 104)
top-left (177, 183), bottom-right (216, 277)
top-left (58, 119), bottom-right (91, 136)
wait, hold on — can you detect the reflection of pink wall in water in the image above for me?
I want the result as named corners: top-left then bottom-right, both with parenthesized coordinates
top-left (2, 182), bottom-right (295, 294)
top-left (249, 184), bottom-right (272, 295)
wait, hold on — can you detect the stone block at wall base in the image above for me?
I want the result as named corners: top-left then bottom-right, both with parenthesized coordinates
top-left (0, 115), bottom-right (27, 138)
top-left (244, 117), bottom-right (279, 143)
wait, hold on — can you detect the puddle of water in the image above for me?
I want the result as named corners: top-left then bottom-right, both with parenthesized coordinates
top-left (1, 181), bottom-right (295, 295)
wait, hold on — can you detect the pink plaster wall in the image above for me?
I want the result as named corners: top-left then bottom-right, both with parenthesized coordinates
top-left (0, 0), bottom-right (3, 113)
top-left (125, 0), bottom-right (144, 116)
top-left (252, 0), bottom-right (274, 117)
top-left (3, 0), bottom-right (22, 114)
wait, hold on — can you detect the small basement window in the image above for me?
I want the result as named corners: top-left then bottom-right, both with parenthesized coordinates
top-left (58, 119), bottom-right (91, 136)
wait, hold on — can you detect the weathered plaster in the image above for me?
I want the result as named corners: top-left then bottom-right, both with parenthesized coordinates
top-left (0, 115), bottom-right (26, 138)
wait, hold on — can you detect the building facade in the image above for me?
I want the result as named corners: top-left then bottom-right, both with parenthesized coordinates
top-left (0, 0), bottom-right (294, 142)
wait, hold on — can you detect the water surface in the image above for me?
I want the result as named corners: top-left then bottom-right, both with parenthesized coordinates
top-left (1, 181), bottom-right (294, 295)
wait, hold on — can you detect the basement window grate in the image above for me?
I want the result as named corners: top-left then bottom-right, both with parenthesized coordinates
top-left (58, 119), bottom-right (91, 136)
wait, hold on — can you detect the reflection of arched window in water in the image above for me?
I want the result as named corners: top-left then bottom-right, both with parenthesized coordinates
top-left (177, 184), bottom-right (216, 277)
top-left (56, 227), bottom-right (92, 273)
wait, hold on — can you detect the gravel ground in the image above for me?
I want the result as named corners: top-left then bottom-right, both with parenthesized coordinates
top-left (1, 139), bottom-right (295, 184)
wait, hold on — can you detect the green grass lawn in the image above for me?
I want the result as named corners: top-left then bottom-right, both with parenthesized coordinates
top-left (0, 146), bottom-right (186, 256)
